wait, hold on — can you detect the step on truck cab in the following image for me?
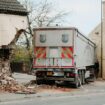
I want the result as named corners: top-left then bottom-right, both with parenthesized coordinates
top-left (33, 27), bottom-right (96, 87)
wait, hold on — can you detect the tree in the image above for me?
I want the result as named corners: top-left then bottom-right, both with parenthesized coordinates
top-left (14, 0), bottom-right (70, 70)
top-left (20, 0), bottom-right (69, 28)
top-left (17, 0), bottom-right (69, 48)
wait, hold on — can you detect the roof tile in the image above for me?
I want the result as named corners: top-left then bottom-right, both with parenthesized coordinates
top-left (0, 0), bottom-right (28, 16)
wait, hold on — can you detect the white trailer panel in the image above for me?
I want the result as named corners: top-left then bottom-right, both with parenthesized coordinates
top-left (33, 27), bottom-right (96, 69)
top-left (35, 30), bottom-right (73, 47)
top-left (74, 30), bottom-right (95, 68)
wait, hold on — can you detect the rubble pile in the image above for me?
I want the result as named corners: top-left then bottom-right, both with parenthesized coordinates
top-left (0, 59), bottom-right (12, 76)
top-left (36, 85), bottom-right (75, 92)
top-left (0, 74), bottom-right (36, 93)
top-left (0, 75), bottom-right (35, 93)
top-left (25, 81), bottom-right (75, 93)
top-left (0, 59), bottom-right (36, 94)
top-left (0, 58), bottom-right (74, 94)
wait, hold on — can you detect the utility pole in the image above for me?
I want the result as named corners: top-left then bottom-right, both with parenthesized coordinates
top-left (101, 0), bottom-right (103, 77)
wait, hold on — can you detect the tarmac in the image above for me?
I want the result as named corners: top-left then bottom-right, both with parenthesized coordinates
top-left (0, 73), bottom-right (105, 103)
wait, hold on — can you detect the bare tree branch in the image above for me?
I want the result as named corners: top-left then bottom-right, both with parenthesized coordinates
top-left (9, 29), bottom-right (25, 46)
top-left (17, 0), bottom-right (70, 61)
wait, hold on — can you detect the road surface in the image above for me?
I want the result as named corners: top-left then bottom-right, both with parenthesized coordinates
top-left (0, 88), bottom-right (105, 105)
top-left (1, 73), bottom-right (105, 105)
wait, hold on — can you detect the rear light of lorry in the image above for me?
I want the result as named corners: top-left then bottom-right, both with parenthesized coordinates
top-left (36, 71), bottom-right (46, 77)
top-left (66, 73), bottom-right (76, 77)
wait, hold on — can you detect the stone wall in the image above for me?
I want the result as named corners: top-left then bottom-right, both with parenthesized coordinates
top-left (0, 48), bottom-right (12, 77)
top-left (0, 59), bottom-right (11, 76)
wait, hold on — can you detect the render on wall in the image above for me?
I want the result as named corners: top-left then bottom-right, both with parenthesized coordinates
top-left (0, 0), bottom-right (28, 75)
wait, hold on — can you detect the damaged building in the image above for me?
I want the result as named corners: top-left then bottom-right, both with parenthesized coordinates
top-left (0, 0), bottom-right (28, 76)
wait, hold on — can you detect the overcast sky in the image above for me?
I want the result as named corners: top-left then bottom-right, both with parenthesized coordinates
top-left (56, 0), bottom-right (101, 35)
top-left (24, 0), bottom-right (102, 35)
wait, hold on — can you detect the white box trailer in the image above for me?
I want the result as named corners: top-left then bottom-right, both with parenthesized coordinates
top-left (33, 27), bottom-right (96, 87)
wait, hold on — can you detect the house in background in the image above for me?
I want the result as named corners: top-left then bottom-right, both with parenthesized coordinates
top-left (89, 1), bottom-right (105, 79)
top-left (0, 0), bottom-right (28, 47)
top-left (89, 24), bottom-right (101, 75)
top-left (0, 0), bottom-right (28, 75)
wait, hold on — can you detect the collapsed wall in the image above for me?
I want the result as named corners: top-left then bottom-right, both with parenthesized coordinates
top-left (0, 0), bottom-right (28, 75)
top-left (0, 0), bottom-right (29, 92)
top-left (0, 48), bottom-right (12, 76)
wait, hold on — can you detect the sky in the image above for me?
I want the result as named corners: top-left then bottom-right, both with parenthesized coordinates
top-left (55, 0), bottom-right (101, 35)
top-left (25, 0), bottom-right (102, 36)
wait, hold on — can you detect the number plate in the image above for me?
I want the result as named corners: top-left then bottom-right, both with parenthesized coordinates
top-left (54, 72), bottom-right (64, 76)
top-left (47, 72), bottom-right (53, 76)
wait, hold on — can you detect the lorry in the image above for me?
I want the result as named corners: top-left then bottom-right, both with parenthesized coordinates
top-left (33, 27), bottom-right (96, 88)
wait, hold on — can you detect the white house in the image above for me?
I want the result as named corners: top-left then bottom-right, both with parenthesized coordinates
top-left (89, 1), bottom-right (105, 79)
top-left (0, 0), bottom-right (28, 47)
top-left (0, 0), bottom-right (28, 74)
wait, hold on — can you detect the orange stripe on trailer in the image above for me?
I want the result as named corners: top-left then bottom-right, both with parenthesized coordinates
top-left (35, 47), bottom-right (46, 58)
top-left (62, 47), bottom-right (73, 58)
top-left (62, 48), bottom-right (69, 58)
top-left (62, 53), bottom-right (65, 58)
top-left (39, 49), bottom-right (46, 58)
top-left (66, 47), bottom-right (73, 58)
top-left (36, 48), bottom-right (45, 55)
top-left (42, 52), bottom-right (46, 58)
top-left (37, 50), bottom-right (46, 58)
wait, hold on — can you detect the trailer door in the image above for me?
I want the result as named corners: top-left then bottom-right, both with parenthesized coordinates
top-left (47, 47), bottom-right (61, 66)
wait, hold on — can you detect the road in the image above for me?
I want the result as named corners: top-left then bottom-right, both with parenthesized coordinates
top-left (0, 73), bottom-right (105, 105)
top-left (0, 88), bottom-right (105, 105)
top-left (13, 73), bottom-right (35, 84)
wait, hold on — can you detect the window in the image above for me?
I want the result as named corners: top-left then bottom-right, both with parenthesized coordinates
top-left (40, 34), bottom-right (46, 43)
top-left (62, 34), bottom-right (69, 43)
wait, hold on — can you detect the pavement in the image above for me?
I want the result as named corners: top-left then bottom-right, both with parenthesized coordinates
top-left (12, 73), bottom-right (35, 84)
top-left (0, 81), bottom-right (105, 105)
top-left (4, 92), bottom-right (105, 105)
top-left (0, 81), bottom-right (105, 102)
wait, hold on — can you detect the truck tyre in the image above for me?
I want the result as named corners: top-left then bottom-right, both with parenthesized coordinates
top-left (36, 79), bottom-right (45, 85)
top-left (36, 80), bottom-right (41, 85)
top-left (82, 71), bottom-right (85, 85)
top-left (78, 70), bottom-right (82, 86)
top-left (74, 77), bottom-right (81, 88)
top-left (46, 80), bottom-right (55, 85)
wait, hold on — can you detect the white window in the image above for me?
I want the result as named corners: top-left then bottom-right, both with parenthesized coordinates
top-left (40, 34), bottom-right (46, 43)
top-left (62, 34), bottom-right (69, 43)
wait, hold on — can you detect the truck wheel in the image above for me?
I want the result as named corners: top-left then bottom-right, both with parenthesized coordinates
top-left (36, 80), bottom-right (41, 85)
top-left (82, 71), bottom-right (85, 85)
top-left (46, 80), bottom-right (55, 85)
top-left (74, 78), bottom-right (81, 88)
top-left (36, 80), bottom-right (45, 85)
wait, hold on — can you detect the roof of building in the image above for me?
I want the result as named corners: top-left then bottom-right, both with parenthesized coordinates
top-left (0, 0), bottom-right (28, 16)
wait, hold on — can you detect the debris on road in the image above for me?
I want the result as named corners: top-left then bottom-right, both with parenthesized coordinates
top-left (0, 71), bottom-right (77, 94)
top-left (0, 73), bottom-right (36, 94)
top-left (35, 84), bottom-right (76, 93)
top-left (25, 80), bottom-right (77, 93)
